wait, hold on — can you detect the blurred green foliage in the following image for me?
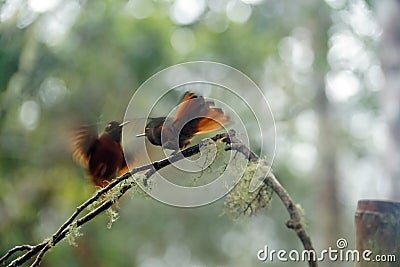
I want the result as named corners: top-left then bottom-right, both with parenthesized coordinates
top-left (0, 0), bottom-right (383, 266)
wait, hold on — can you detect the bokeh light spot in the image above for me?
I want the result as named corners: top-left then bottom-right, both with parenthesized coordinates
top-left (19, 100), bottom-right (40, 130)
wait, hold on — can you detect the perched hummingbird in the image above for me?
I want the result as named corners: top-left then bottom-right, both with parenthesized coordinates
top-left (137, 92), bottom-right (229, 151)
top-left (72, 121), bottom-right (130, 187)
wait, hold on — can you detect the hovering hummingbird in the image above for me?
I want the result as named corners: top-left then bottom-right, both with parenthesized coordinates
top-left (72, 121), bottom-right (130, 187)
top-left (137, 92), bottom-right (230, 151)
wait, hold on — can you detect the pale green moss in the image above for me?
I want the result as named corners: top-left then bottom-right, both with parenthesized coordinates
top-left (191, 139), bottom-right (233, 185)
top-left (224, 159), bottom-right (273, 217)
top-left (85, 173), bottom-right (146, 231)
top-left (295, 203), bottom-right (306, 228)
top-left (106, 208), bottom-right (119, 229)
top-left (66, 221), bottom-right (83, 247)
top-left (199, 138), bottom-right (217, 161)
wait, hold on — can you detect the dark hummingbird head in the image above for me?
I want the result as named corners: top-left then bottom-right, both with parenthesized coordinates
top-left (102, 121), bottom-right (129, 142)
top-left (136, 117), bottom-right (171, 148)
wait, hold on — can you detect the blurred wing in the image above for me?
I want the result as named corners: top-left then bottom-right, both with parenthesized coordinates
top-left (71, 126), bottom-right (98, 167)
top-left (196, 109), bottom-right (229, 134)
top-left (173, 92), bottom-right (200, 124)
top-left (186, 108), bottom-right (230, 135)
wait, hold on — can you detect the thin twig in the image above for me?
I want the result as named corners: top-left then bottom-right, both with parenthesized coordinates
top-left (266, 173), bottom-right (317, 267)
top-left (0, 246), bottom-right (34, 265)
top-left (29, 246), bottom-right (49, 267)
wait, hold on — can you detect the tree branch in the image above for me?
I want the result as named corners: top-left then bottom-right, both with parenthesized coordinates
top-left (265, 174), bottom-right (317, 267)
top-left (1, 130), bottom-right (317, 267)
top-left (224, 130), bottom-right (317, 267)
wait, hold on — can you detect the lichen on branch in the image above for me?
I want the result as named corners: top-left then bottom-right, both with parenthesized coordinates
top-left (224, 159), bottom-right (273, 217)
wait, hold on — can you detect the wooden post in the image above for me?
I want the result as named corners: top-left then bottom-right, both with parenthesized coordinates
top-left (355, 200), bottom-right (400, 267)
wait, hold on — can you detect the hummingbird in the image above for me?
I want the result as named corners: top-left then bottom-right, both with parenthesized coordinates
top-left (72, 121), bottom-right (130, 187)
top-left (137, 92), bottom-right (229, 151)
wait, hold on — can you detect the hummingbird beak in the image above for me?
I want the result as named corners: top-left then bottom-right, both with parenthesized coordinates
top-left (136, 133), bottom-right (146, 137)
top-left (119, 121), bottom-right (130, 127)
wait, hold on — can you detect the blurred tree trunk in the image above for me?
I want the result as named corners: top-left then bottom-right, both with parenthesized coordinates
top-left (311, 4), bottom-right (343, 266)
top-left (376, 0), bottom-right (400, 200)
top-left (314, 82), bottom-right (343, 263)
